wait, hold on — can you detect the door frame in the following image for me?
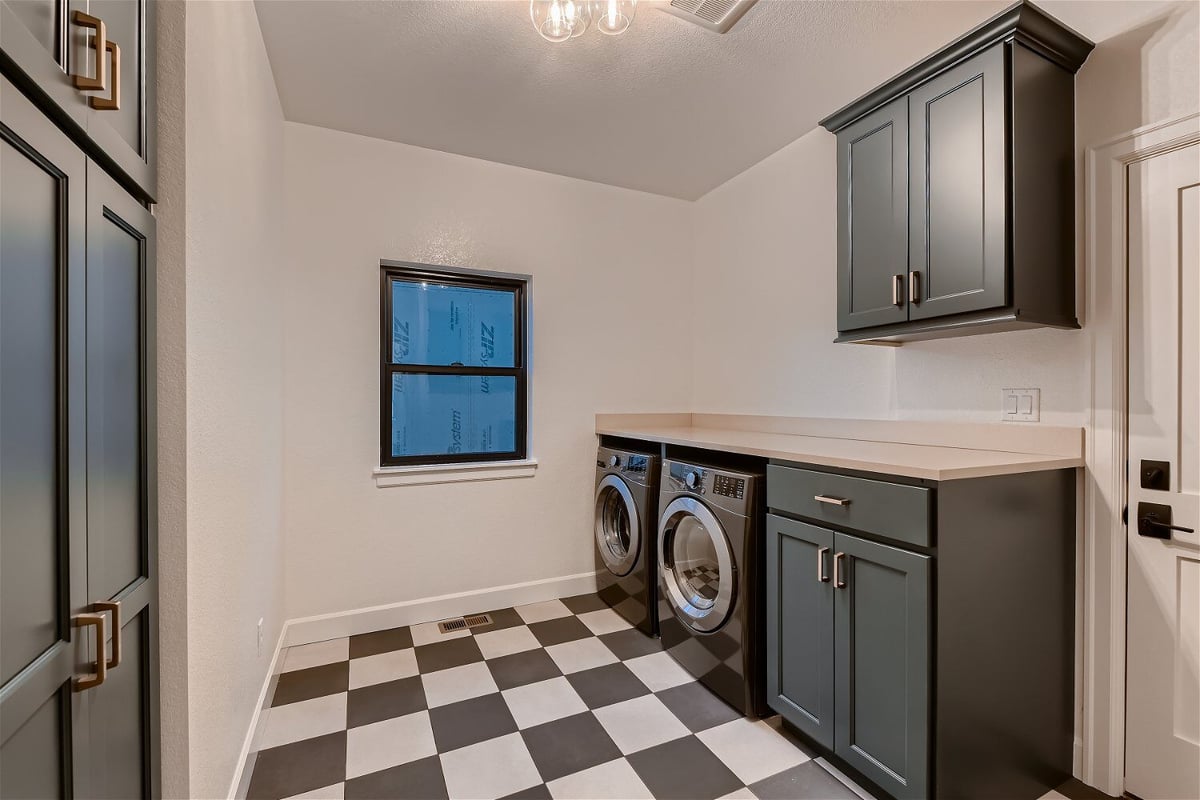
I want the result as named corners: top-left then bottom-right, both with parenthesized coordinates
top-left (1081, 111), bottom-right (1199, 796)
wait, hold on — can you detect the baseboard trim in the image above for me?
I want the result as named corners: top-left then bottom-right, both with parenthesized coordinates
top-left (227, 623), bottom-right (288, 800)
top-left (282, 570), bottom-right (600, 647)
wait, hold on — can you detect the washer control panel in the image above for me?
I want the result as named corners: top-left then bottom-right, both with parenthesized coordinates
top-left (713, 474), bottom-right (745, 499)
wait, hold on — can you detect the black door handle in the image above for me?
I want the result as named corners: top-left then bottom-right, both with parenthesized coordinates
top-left (1137, 502), bottom-right (1196, 539)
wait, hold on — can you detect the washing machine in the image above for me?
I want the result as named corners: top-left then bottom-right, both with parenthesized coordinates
top-left (657, 459), bottom-right (766, 716)
top-left (594, 446), bottom-right (660, 637)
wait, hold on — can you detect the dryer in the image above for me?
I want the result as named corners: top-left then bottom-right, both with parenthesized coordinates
top-left (594, 446), bottom-right (660, 636)
top-left (657, 459), bottom-right (766, 716)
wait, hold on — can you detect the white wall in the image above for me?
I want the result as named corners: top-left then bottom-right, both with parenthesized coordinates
top-left (182, 2), bottom-right (287, 797)
top-left (281, 124), bottom-right (693, 620)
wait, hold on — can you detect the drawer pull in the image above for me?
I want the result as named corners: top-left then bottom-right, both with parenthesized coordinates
top-left (833, 552), bottom-right (846, 589)
top-left (816, 546), bottom-right (830, 583)
top-left (814, 495), bottom-right (851, 507)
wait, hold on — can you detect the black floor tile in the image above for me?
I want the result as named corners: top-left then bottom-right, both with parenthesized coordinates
top-left (598, 628), bottom-right (663, 661)
top-left (529, 616), bottom-right (593, 647)
top-left (246, 731), bottom-right (346, 800)
top-left (487, 648), bottom-right (563, 690)
top-left (271, 662), bottom-right (349, 707)
top-left (521, 712), bottom-right (622, 783)
top-left (561, 593), bottom-right (610, 615)
top-left (345, 754), bottom-right (447, 800)
top-left (655, 681), bottom-right (741, 732)
top-left (469, 607), bottom-right (526, 634)
top-left (414, 636), bottom-right (484, 673)
top-left (347, 675), bottom-right (426, 728)
top-left (567, 663), bottom-right (650, 710)
top-left (750, 761), bottom-right (858, 800)
top-left (349, 626), bottom-right (413, 659)
top-left (429, 693), bottom-right (518, 752)
top-left (627, 736), bottom-right (743, 800)
top-left (498, 783), bottom-right (553, 800)
top-left (1055, 778), bottom-right (1119, 800)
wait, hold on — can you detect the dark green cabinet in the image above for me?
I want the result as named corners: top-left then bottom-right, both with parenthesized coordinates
top-left (822, 1), bottom-right (1093, 342)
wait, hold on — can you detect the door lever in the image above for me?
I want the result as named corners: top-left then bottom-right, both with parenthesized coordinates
top-left (1137, 502), bottom-right (1195, 539)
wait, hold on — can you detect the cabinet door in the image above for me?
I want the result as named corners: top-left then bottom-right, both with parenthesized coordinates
top-left (0, 73), bottom-right (90, 800)
top-left (83, 158), bottom-right (159, 799)
top-left (908, 43), bottom-right (1007, 320)
top-left (833, 534), bottom-right (930, 800)
top-left (83, 0), bottom-right (155, 201)
top-left (1, 0), bottom-right (92, 131)
top-left (836, 97), bottom-right (909, 332)
top-left (765, 515), bottom-right (835, 748)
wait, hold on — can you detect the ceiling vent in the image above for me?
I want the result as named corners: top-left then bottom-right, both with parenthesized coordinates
top-left (664, 0), bottom-right (759, 33)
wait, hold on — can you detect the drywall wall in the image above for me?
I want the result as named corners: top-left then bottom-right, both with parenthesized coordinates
top-left (182, 2), bottom-right (287, 797)
top-left (281, 123), bottom-right (693, 620)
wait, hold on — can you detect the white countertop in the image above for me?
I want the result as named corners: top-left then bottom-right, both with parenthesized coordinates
top-left (595, 414), bottom-right (1084, 482)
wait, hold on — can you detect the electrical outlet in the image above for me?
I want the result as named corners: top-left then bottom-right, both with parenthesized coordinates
top-left (257, 618), bottom-right (264, 655)
top-left (1001, 388), bottom-right (1040, 422)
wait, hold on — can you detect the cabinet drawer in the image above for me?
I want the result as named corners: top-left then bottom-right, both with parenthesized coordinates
top-left (767, 465), bottom-right (932, 547)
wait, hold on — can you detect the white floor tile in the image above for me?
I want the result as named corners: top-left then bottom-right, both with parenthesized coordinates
top-left (545, 637), bottom-right (619, 675)
top-left (440, 732), bottom-right (542, 800)
top-left (698, 718), bottom-right (809, 785)
top-left (410, 620), bottom-right (471, 647)
top-left (348, 648), bottom-right (418, 690)
top-left (515, 599), bottom-right (572, 624)
top-left (593, 695), bottom-right (690, 755)
top-left (577, 608), bottom-right (633, 636)
top-left (345, 710), bottom-right (436, 779)
top-left (475, 625), bottom-right (541, 660)
top-left (502, 676), bottom-right (588, 729)
top-left (259, 693), bottom-right (347, 750)
top-left (281, 639), bottom-right (349, 673)
top-left (547, 757), bottom-right (654, 800)
top-left (624, 651), bottom-right (695, 692)
top-left (282, 782), bottom-right (345, 800)
top-left (420, 661), bottom-right (498, 708)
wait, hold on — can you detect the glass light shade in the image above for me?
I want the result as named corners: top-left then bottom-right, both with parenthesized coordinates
top-left (531, 0), bottom-right (573, 42)
top-left (592, 0), bottom-right (636, 35)
top-left (564, 0), bottom-right (591, 37)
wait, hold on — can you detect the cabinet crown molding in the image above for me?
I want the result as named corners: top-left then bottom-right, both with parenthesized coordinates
top-left (819, 0), bottom-right (1093, 133)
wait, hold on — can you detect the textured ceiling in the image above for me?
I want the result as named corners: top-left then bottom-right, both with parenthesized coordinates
top-left (253, 1), bottom-right (1157, 200)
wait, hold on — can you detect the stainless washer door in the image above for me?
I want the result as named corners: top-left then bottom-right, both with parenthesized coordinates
top-left (658, 496), bottom-right (735, 633)
top-left (595, 475), bottom-right (640, 577)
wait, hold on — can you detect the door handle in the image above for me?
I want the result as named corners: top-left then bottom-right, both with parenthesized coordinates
top-left (909, 270), bottom-right (921, 304)
top-left (892, 274), bottom-right (904, 307)
top-left (1137, 502), bottom-right (1195, 540)
top-left (72, 612), bottom-right (107, 691)
top-left (95, 601), bottom-right (122, 669)
top-left (833, 552), bottom-right (846, 589)
top-left (816, 546), bottom-right (830, 583)
top-left (70, 11), bottom-right (108, 91)
top-left (90, 39), bottom-right (121, 111)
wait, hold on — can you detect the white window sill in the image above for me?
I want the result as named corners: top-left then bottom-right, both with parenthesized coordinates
top-left (372, 458), bottom-right (538, 487)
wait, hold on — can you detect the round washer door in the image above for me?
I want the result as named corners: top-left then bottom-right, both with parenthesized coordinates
top-left (595, 475), bottom-right (640, 577)
top-left (657, 496), bottom-right (736, 633)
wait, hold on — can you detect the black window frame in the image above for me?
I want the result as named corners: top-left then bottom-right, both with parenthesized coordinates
top-left (379, 261), bottom-right (529, 468)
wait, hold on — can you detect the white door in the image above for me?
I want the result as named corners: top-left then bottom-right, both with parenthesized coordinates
top-left (1126, 142), bottom-right (1200, 800)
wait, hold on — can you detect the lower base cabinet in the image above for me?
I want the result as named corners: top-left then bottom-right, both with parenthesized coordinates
top-left (766, 464), bottom-right (1075, 800)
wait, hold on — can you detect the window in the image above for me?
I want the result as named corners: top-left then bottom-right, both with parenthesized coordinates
top-left (380, 262), bottom-right (529, 467)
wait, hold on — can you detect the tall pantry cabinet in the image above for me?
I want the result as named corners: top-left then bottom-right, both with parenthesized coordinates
top-left (1, 1), bottom-right (160, 797)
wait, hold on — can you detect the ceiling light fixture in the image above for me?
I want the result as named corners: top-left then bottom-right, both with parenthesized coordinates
top-left (530, 0), bottom-right (636, 43)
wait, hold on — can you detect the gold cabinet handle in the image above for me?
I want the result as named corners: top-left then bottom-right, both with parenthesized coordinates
top-left (90, 39), bottom-right (120, 111)
top-left (892, 274), bottom-right (904, 307)
top-left (95, 601), bottom-right (122, 669)
top-left (816, 546), bottom-right (830, 583)
top-left (73, 612), bottom-right (108, 691)
top-left (833, 552), bottom-right (846, 589)
top-left (909, 270), bottom-right (921, 304)
top-left (71, 11), bottom-right (108, 91)
top-left (814, 494), bottom-right (850, 507)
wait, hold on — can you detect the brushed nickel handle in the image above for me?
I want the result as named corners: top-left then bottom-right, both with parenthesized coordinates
top-left (70, 11), bottom-right (107, 91)
top-left (833, 552), bottom-right (846, 589)
top-left (95, 601), bottom-right (121, 669)
top-left (814, 495), bottom-right (850, 507)
top-left (892, 274), bottom-right (904, 306)
top-left (909, 270), bottom-right (921, 304)
top-left (90, 39), bottom-right (120, 111)
top-left (73, 612), bottom-right (107, 691)
top-left (817, 546), bottom-right (830, 583)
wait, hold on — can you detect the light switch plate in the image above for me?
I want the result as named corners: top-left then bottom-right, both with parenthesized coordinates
top-left (1001, 388), bottom-right (1040, 422)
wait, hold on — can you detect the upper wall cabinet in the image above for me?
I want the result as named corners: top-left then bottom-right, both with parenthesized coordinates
top-left (822, 1), bottom-right (1093, 343)
top-left (1, 0), bottom-right (156, 202)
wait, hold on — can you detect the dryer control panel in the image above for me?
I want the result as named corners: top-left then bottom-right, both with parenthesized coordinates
top-left (713, 474), bottom-right (745, 499)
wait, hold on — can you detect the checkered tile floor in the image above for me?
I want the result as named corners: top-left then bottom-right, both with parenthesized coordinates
top-left (244, 594), bottom-right (869, 800)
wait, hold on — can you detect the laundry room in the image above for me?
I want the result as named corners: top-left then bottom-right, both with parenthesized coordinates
top-left (1, 2), bottom-right (1198, 800)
